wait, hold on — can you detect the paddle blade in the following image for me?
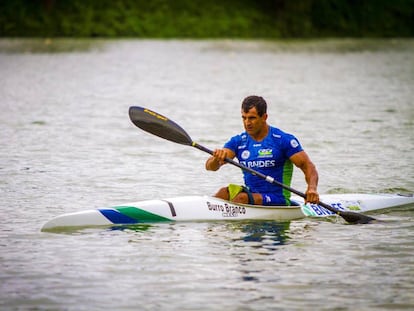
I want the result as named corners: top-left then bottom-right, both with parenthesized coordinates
top-left (317, 201), bottom-right (376, 224)
top-left (129, 106), bottom-right (193, 146)
top-left (339, 211), bottom-right (376, 224)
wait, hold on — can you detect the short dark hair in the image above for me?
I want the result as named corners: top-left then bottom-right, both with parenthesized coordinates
top-left (241, 95), bottom-right (267, 116)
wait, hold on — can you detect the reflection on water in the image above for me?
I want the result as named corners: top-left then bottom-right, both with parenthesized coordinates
top-left (229, 220), bottom-right (291, 250)
top-left (109, 223), bottom-right (153, 232)
top-left (43, 223), bottom-right (155, 234)
top-left (228, 220), bottom-right (292, 283)
top-left (50, 220), bottom-right (292, 248)
top-left (0, 38), bottom-right (107, 53)
top-left (205, 38), bottom-right (414, 54)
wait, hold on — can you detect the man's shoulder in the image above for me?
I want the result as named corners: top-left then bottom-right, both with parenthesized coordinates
top-left (231, 131), bottom-right (249, 141)
top-left (268, 126), bottom-right (290, 139)
top-left (224, 131), bottom-right (248, 149)
top-left (268, 126), bottom-right (300, 147)
top-left (268, 126), bottom-right (303, 153)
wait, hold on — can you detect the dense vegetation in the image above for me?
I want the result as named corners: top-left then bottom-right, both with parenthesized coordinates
top-left (1, 0), bottom-right (413, 38)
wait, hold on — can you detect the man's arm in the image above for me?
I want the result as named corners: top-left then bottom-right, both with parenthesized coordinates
top-left (290, 151), bottom-right (319, 203)
top-left (205, 148), bottom-right (235, 171)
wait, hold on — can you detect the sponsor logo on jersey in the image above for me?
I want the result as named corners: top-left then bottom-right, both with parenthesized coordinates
top-left (240, 160), bottom-right (276, 168)
top-left (258, 148), bottom-right (273, 158)
top-left (241, 150), bottom-right (250, 160)
top-left (290, 139), bottom-right (299, 148)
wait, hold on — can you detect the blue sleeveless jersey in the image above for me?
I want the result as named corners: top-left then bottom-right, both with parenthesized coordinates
top-left (224, 126), bottom-right (303, 204)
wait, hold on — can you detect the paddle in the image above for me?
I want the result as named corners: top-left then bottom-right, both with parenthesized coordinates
top-left (128, 106), bottom-right (376, 224)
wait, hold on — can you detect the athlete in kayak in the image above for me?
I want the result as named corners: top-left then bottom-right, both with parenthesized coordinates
top-left (205, 95), bottom-right (319, 206)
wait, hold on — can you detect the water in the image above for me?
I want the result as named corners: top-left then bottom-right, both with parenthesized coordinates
top-left (1, 39), bottom-right (414, 310)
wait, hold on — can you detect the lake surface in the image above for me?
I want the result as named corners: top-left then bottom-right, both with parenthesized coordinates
top-left (1, 38), bottom-right (413, 310)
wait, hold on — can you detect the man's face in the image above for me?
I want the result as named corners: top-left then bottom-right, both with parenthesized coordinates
top-left (241, 107), bottom-right (267, 137)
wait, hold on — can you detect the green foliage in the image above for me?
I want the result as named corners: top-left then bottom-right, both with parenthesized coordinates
top-left (0, 0), bottom-right (413, 38)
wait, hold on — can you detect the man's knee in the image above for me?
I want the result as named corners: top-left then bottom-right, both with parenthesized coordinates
top-left (214, 187), bottom-right (229, 200)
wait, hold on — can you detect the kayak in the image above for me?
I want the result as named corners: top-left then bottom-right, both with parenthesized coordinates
top-left (41, 193), bottom-right (414, 231)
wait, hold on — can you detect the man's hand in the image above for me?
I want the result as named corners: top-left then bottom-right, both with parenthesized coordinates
top-left (206, 148), bottom-right (235, 171)
top-left (305, 187), bottom-right (319, 204)
top-left (212, 149), bottom-right (228, 165)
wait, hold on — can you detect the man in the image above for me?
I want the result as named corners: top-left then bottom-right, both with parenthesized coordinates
top-left (205, 95), bottom-right (319, 206)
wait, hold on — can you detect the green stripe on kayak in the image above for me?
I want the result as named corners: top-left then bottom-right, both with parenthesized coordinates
top-left (114, 206), bottom-right (172, 222)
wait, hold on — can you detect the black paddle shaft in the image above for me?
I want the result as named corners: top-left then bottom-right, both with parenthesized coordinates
top-left (128, 106), bottom-right (376, 224)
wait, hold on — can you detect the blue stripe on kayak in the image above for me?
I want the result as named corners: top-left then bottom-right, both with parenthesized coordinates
top-left (99, 209), bottom-right (138, 224)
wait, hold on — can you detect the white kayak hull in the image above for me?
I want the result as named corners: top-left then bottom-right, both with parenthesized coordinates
top-left (41, 193), bottom-right (414, 231)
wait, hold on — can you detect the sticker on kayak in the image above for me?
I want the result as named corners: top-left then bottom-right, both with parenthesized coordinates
top-left (301, 201), bottom-right (362, 217)
top-left (206, 201), bottom-right (246, 217)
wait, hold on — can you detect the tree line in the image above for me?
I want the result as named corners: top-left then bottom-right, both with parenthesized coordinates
top-left (1, 0), bottom-right (413, 38)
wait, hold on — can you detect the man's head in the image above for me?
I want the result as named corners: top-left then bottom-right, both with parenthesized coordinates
top-left (241, 95), bottom-right (267, 117)
top-left (241, 95), bottom-right (268, 138)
